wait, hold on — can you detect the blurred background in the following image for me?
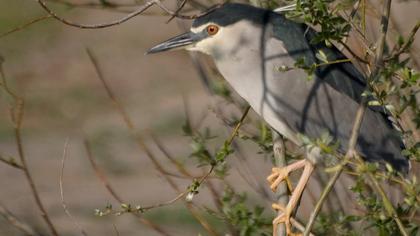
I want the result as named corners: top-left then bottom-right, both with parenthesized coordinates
top-left (0, 0), bottom-right (419, 235)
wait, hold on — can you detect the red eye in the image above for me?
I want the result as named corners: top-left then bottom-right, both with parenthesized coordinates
top-left (206, 25), bottom-right (219, 35)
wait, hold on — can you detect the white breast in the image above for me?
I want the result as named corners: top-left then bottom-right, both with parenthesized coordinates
top-left (214, 35), bottom-right (305, 144)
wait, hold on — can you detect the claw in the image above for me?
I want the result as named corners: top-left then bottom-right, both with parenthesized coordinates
top-left (272, 204), bottom-right (301, 236)
top-left (267, 159), bottom-right (306, 192)
top-left (268, 160), bottom-right (314, 236)
top-left (267, 167), bottom-right (289, 191)
top-left (273, 213), bottom-right (302, 236)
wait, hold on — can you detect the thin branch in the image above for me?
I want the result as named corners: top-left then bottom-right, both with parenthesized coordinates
top-left (0, 153), bottom-right (24, 170)
top-left (13, 95), bottom-right (60, 236)
top-left (87, 48), bottom-right (250, 235)
top-left (83, 140), bottom-right (171, 236)
top-left (46, 0), bottom-right (143, 8)
top-left (36, 0), bottom-right (159, 29)
top-left (86, 48), bottom-right (220, 235)
top-left (36, 0), bottom-right (218, 29)
top-left (166, 0), bottom-right (189, 23)
top-left (84, 140), bottom-right (123, 203)
top-left (385, 21), bottom-right (420, 61)
top-left (0, 58), bottom-right (59, 236)
top-left (152, 135), bottom-right (237, 235)
top-left (227, 106), bottom-right (251, 145)
top-left (0, 204), bottom-right (37, 236)
top-left (303, 100), bottom-right (367, 236)
top-left (59, 139), bottom-right (88, 236)
top-left (0, 15), bottom-right (52, 39)
top-left (112, 224), bottom-right (120, 236)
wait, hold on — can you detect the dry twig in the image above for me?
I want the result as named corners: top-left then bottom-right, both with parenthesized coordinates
top-left (0, 58), bottom-right (59, 236)
top-left (59, 139), bottom-right (88, 236)
top-left (0, 15), bottom-right (52, 39)
top-left (0, 204), bottom-right (37, 236)
top-left (83, 140), bottom-right (171, 236)
top-left (36, 0), bottom-right (219, 29)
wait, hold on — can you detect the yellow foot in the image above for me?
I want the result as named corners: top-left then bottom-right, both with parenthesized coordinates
top-left (272, 204), bottom-right (302, 236)
top-left (267, 159), bottom-right (306, 192)
top-left (268, 160), bottom-right (315, 236)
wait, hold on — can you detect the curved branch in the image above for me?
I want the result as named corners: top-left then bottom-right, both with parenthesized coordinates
top-left (36, 0), bottom-right (218, 29)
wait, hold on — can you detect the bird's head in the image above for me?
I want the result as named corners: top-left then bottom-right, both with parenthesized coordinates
top-left (146, 3), bottom-right (270, 58)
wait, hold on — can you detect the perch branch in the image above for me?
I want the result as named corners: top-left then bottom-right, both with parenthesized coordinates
top-left (272, 131), bottom-right (288, 236)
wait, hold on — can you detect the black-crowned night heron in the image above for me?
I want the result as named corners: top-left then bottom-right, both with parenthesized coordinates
top-left (147, 3), bottom-right (409, 235)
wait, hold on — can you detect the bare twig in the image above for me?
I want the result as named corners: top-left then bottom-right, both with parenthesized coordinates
top-left (59, 139), bottom-right (88, 236)
top-left (86, 48), bottom-right (221, 235)
top-left (87, 47), bottom-right (252, 235)
top-left (166, 0), bottom-right (189, 23)
top-left (36, 0), bottom-right (218, 29)
top-left (0, 204), bottom-right (37, 236)
top-left (0, 58), bottom-right (59, 236)
top-left (83, 141), bottom-right (123, 203)
top-left (14, 91), bottom-right (59, 236)
top-left (83, 140), bottom-right (171, 236)
top-left (46, 0), bottom-right (143, 8)
top-left (0, 15), bottom-right (52, 39)
top-left (152, 134), bottom-right (237, 235)
top-left (0, 153), bottom-right (24, 170)
top-left (112, 224), bottom-right (120, 236)
top-left (385, 21), bottom-right (420, 61)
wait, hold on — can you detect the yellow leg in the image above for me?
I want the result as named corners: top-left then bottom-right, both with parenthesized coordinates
top-left (268, 159), bottom-right (314, 236)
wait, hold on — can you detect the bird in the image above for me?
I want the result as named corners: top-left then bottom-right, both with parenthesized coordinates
top-left (147, 3), bottom-right (409, 235)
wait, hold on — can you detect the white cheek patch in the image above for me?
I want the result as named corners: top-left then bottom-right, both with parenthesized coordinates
top-left (187, 38), bottom-right (217, 55)
top-left (188, 21), bottom-right (261, 57)
top-left (188, 23), bottom-right (222, 55)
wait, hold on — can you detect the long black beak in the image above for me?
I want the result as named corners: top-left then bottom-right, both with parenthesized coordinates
top-left (146, 31), bottom-right (205, 54)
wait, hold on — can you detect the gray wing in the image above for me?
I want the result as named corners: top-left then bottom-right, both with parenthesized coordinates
top-left (269, 13), bottom-right (409, 173)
